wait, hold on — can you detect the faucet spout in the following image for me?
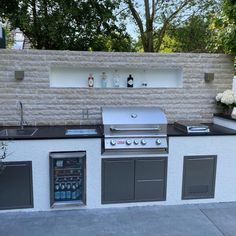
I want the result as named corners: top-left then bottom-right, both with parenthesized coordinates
top-left (17, 101), bottom-right (24, 130)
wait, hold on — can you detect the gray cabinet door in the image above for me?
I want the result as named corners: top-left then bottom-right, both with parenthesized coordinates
top-left (135, 158), bottom-right (167, 201)
top-left (102, 159), bottom-right (135, 203)
top-left (0, 161), bottom-right (33, 210)
top-left (182, 155), bottom-right (217, 199)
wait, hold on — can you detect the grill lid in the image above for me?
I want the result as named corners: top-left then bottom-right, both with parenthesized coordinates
top-left (102, 106), bottom-right (168, 153)
top-left (102, 106), bottom-right (167, 125)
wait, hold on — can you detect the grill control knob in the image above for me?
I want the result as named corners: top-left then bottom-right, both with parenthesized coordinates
top-left (141, 139), bottom-right (147, 145)
top-left (156, 139), bottom-right (162, 145)
top-left (134, 140), bottom-right (139, 145)
top-left (110, 140), bottom-right (116, 146)
top-left (126, 140), bottom-right (132, 145)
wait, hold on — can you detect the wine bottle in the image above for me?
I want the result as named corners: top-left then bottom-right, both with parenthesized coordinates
top-left (127, 74), bottom-right (134, 88)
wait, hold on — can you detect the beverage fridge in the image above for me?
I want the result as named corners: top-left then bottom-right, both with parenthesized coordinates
top-left (49, 151), bottom-right (86, 207)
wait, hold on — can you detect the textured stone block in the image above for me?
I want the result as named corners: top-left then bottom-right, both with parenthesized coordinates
top-left (0, 50), bottom-right (234, 125)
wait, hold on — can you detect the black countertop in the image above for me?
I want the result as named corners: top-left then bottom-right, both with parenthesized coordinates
top-left (0, 123), bottom-right (236, 140)
top-left (214, 114), bottom-right (236, 121)
top-left (167, 123), bottom-right (236, 137)
top-left (0, 125), bottom-right (103, 140)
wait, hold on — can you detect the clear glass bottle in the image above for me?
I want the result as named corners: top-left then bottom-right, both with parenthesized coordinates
top-left (113, 70), bottom-right (120, 88)
top-left (101, 71), bottom-right (107, 88)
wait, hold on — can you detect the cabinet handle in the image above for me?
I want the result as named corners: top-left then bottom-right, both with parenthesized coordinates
top-left (189, 158), bottom-right (214, 161)
top-left (136, 179), bottom-right (163, 183)
top-left (4, 164), bottom-right (28, 167)
top-left (110, 126), bottom-right (161, 131)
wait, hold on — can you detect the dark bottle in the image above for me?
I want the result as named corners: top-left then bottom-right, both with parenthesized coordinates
top-left (127, 74), bottom-right (134, 88)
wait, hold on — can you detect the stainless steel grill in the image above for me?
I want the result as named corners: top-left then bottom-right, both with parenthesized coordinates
top-left (102, 106), bottom-right (168, 154)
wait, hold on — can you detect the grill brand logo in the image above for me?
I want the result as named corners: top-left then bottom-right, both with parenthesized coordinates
top-left (117, 140), bottom-right (125, 144)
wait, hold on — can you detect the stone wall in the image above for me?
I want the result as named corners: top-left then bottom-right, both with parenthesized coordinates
top-left (0, 49), bottom-right (234, 125)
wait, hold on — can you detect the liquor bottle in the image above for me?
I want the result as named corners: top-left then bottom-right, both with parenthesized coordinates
top-left (113, 70), bottom-right (120, 88)
top-left (88, 73), bottom-right (94, 88)
top-left (101, 71), bottom-right (107, 88)
top-left (127, 74), bottom-right (134, 88)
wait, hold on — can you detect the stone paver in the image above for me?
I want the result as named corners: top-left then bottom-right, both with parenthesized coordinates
top-left (1, 203), bottom-right (236, 236)
top-left (201, 204), bottom-right (236, 236)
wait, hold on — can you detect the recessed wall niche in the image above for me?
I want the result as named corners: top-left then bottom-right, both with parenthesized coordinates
top-left (50, 67), bottom-right (183, 88)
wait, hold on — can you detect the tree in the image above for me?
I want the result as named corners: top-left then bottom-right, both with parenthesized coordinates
top-left (212, 0), bottom-right (236, 54)
top-left (162, 15), bottom-right (213, 53)
top-left (0, 0), bottom-right (132, 51)
top-left (222, 0), bottom-right (236, 73)
top-left (123, 0), bottom-right (220, 52)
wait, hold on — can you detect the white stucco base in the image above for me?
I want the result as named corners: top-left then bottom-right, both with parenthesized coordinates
top-left (1, 135), bottom-right (236, 213)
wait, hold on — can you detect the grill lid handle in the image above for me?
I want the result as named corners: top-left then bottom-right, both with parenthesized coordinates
top-left (110, 126), bottom-right (161, 132)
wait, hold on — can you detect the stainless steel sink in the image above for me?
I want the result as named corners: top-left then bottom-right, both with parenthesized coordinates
top-left (0, 128), bottom-right (38, 137)
top-left (65, 129), bottom-right (98, 135)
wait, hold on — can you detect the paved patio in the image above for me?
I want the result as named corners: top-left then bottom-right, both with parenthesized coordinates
top-left (1, 203), bottom-right (236, 236)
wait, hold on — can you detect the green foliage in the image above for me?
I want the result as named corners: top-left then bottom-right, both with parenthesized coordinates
top-left (223, 0), bottom-right (236, 22)
top-left (133, 38), bottom-right (144, 52)
top-left (161, 15), bottom-right (213, 53)
top-left (159, 34), bottom-right (179, 53)
top-left (222, 0), bottom-right (236, 53)
top-left (0, 0), bottom-right (132, 51)
top-left (210, 0), bottom-right (236, 54)
top-left (5, 26), bottom-right (14, 48)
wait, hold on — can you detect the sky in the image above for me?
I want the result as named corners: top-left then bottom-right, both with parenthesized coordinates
top-left (126, 20), bottom-right (138, 39)
top-left (119, 1), bottom-right (143, 39)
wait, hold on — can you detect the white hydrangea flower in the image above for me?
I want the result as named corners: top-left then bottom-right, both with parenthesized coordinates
top-left (223, 90), bottom-right (234, 95)
top-left (221, 94), bottom-right (235, 105)
top-left (216, 93), bottom-right (223, 101)
top-left (216, 90), bottom-right (236, 107)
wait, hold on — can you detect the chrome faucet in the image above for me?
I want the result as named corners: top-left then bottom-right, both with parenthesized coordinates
top-left (17, 101), bottom-right (25, 130)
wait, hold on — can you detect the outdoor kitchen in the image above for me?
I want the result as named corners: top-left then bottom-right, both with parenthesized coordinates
top-left (0, 50), bottom-right (236, 213)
